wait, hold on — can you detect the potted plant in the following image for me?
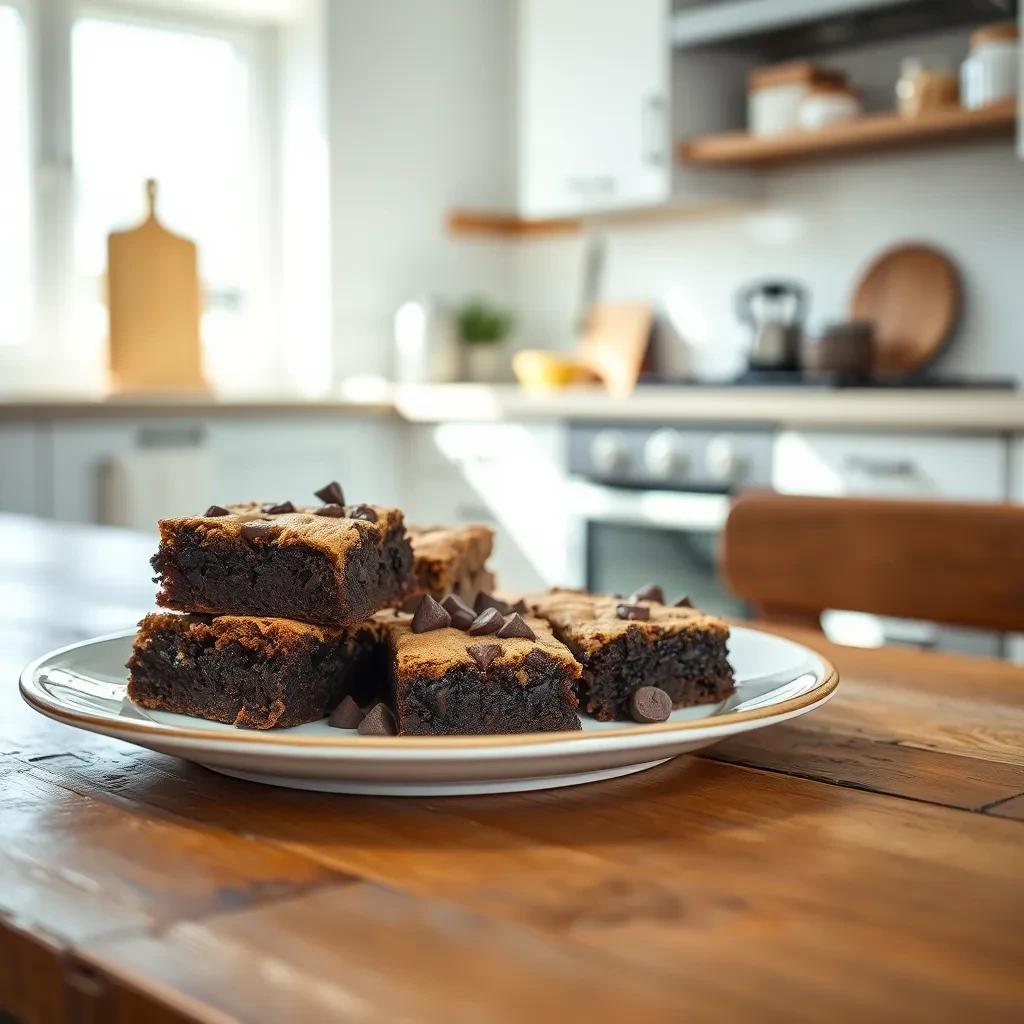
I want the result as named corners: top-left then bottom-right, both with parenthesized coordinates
top-left (456, 298), bottom-right (514, 382)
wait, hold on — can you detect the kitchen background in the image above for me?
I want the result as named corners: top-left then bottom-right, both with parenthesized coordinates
top-left (2, 0), bottom-right (1023, 658)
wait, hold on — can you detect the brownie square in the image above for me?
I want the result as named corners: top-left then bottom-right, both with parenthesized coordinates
top-left (526, 589), bottom-right (735, 721)
top-left (377, 613), bottom-right (581, 736)
top-left (406, 524), bottom-right (496, 603)
top-left (127, 612), bottom-right (385, 729)
top-left (152, 503), bottom-right (414, 625)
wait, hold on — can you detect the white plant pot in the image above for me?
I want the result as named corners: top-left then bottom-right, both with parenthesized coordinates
top-left (463, 344), bottom-right (508, 383)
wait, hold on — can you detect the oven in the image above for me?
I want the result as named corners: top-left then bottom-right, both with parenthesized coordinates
top-left (566, 424), bottom-right (775, 616)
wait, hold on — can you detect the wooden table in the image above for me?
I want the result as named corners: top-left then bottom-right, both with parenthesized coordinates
top-left (1, 514), bottom-right (1022, 1023)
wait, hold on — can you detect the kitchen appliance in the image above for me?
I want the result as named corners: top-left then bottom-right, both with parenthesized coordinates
top-left (850, 243), bottom-right (961, 375)
top-left (736, 280), bottom-right (807, 371)
top-left (567, 423), bottom-right (774, 616)
top-left (393, 296), bottom-right (461, 384)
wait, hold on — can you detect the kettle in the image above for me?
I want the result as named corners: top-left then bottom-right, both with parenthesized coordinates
top-left (736, 280), bottom-right (807, 371)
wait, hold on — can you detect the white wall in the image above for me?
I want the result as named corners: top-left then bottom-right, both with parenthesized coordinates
top-left (326, 0), bottom-right (517, 379)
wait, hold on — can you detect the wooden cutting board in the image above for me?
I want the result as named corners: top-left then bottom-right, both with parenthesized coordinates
top-left (850, 243), bottom-right (961, 375)
top-left (107, 180), bottom-right (207, 392)
top-left (577, 300), bottom-right (653, 397)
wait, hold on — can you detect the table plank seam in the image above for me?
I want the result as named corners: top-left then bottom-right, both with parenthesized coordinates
top-left (699, 750), bottom-right (1024, 819)
top-left (979, 791), bottom-right (1024, 813)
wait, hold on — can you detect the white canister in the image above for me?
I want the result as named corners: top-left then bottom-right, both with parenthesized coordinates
top-left (748, 62), bottom-right (843, 136)
top-left (961, 21), bottom-right (1019, 110)
top-left (797, 83), bottom-right (862, 130)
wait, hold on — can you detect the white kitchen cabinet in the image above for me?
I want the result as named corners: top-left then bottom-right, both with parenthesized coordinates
top-left (45, 415), bottom-right (402, 529)
top-left (773, 431), bottom-right (1009, 501)
top-left (0, 423), bottom-right (42, 514)
top-left (405, 423), bottom-right (572, 592)
top-left (517, 0), bottom-right (670, 218)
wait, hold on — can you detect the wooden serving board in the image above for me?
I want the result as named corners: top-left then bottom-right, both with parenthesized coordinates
top-left (577, 300), bottom-right (653, 397)
top-left (850, 242), bottom-right (961, 375)
top-left (107, 180), bottom-right (207, 393)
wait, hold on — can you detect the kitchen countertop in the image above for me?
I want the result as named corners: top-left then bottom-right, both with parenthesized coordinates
top-left (4, 513), bottom-right (1024, 1021)
top-left (2, 383), bottom-right (1024, 431)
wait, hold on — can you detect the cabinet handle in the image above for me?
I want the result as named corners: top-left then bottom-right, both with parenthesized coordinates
top-left (843, 455), bottom-right (918, 478)
top-left (643, 94), bottom-right (666, 166)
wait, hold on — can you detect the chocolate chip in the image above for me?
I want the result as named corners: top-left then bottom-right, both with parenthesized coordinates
top-left (315, 503), bottom-right (345, 518)
top-left (315, 481), bottom-right (345, 506)
top-left (674, 595), bottom-right (693, 608)
top-left (496, 613), bottom-right (535, 640)
top-left (468, 642), bottom-right (501, 670)
top-left (443, 594), bottom-right (476, 632)
top-left (348, 504), bottom-right (378, 523)
top-left (450, 609), bottom-right (474, 631)
top-left (240, 520), bottom-right (278, 543)
top-left (630, 583), bottom-right (665, 604)
top-left (442, 594), bottom-right (474, 618)
top-left (630, 686), bottom-right (672, 724)
top-left (411, 594), bottom-right (451, 633)
top-left (474, 592), bottom-right (512, 616)
top-left (512, 598), bottom-right (528, 614)
top-left (616, 602), bottom-right (650, 621)
top-left (358, 702), bottom-right (397, 736)
top-left (467, 607), bottom-right (503, 635)
top-left (205, 504), bottom-right (230, 517)
top-left (262, 501), bottom-right (295, 514)
top-left (327, 695), bottom-right (364, 729)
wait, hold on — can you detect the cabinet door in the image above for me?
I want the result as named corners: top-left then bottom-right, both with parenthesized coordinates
top-left (0, 423), bottom-right (41, 514)
top-left (518, 0), bottom-right (669, 218)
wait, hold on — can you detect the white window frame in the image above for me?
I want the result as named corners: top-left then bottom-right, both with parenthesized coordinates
top-left (2, 0), bottom-right (329, 393)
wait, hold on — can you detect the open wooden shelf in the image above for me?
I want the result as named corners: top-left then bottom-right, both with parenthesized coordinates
top-left (678, 99), bottom-right (1017, 167)
top-left (446, 209), bottom-right (581, 238)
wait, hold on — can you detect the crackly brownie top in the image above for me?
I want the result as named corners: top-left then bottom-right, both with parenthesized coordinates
top-left (376, 611), bottom-right (581, 681)
top-left (526, 588), bottom-right (729, 655)
top-left (136, 610), bottom-right (383, 656)
top-left (407, 523), bottom-right (494, 588)
top-left (158, 502), bottom-right (406, 562)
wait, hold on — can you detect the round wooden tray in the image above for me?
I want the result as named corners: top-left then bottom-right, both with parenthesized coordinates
top-left (851, 243), bottom-right (961, 375)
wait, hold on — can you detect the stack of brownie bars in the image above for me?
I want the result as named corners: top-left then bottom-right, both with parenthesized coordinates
top-left (127, 481), bottom-right (735, 736)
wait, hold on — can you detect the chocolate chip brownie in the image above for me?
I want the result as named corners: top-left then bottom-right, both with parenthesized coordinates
top-left (152, 500), bottom-right (414, 625)
top-left (127, 611), bottom-right (386, 729)
top-left (526, 588), bottom-right (734, 721)
top-left (376, 599), bottom-right (581, 736)
top-left (406, 524), bottom-right (496, 604)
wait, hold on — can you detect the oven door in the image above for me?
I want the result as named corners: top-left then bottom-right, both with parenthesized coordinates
top-left (565, 481), bottom-right (747, 617)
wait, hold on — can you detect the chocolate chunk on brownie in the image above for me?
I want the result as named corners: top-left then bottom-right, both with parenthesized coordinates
top-left (406, 524), bottom-right (496, 604)
top-left (376, 612), bottom-right (581, 736)
top-left (526, 589), bottom-right (734, 721)
top-left (152, 502), bottom-right (414, 625)
top-left (127, 612), bottom-right (386, 730)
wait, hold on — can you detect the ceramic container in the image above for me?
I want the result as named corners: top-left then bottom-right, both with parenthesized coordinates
top-left (797, 83), bottom-right (862, 130)
top-left (961, 21), bottom-right (1019, 110)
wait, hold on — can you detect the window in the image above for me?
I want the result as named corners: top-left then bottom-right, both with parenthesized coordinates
top-left (0, 4), bottom-right (32, 348)
top-left (0, 1), bottom-right (330, 393)
top-left (70, 12), bottom-right (272, 386)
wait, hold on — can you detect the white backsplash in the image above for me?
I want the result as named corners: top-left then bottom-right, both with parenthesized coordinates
top-left (512, 141), bottom-right (1024, 381)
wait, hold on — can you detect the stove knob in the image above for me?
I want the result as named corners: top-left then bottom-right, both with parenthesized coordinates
top-left (591, 430), bottom-right (631, 477)
top-left (705, 436), bottom-right (747, 484)
top-left (643, 429), bottom-right (690, 480)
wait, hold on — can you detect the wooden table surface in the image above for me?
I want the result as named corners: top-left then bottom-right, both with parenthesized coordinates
top-left (1, 514), bottom-right (1022, 1024)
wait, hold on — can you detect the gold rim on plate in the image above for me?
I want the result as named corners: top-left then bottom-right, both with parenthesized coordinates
top-left (20, 629), bottom-right (839, 751)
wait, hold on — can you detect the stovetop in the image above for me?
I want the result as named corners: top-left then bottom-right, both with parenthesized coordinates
top-left (638, 371), bottom-right (1019, 390)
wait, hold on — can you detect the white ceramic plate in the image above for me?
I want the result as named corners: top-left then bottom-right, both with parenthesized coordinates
top-left (20, 626), bottom-right (837, 796)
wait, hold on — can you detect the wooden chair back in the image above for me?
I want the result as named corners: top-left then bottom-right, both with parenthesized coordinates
top-left (722, 491), bottom-right (1024, 633)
